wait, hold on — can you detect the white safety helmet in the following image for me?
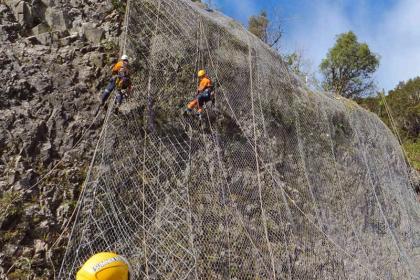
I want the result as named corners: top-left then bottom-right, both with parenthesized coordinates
top-left (121, 55), bottom-right (129, 62)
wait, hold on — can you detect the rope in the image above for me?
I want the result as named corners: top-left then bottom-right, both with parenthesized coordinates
top-left (2, 0), bottom-right (134, 225)
top-left (380, 91), bottom-right (416, 180)
top-left (203, 109), bottom-right (272, 274)
top-left (369, 113), bottom-right (419, 275)
top-left (57, 1), bottom-right (417, 278)
top-left (196, 21), bottom-right (233, 279)
top-left (200, 17), bottom-right (383, 279)
top-left (55, 100), bottom-right (116, 279)
top-left (141, 128), bottom-right (150, 279)
top-left (184, 128), bottom-right (199, 280)
top-left (246, 34), bottom-right (277, 279)
top-left (349, 109), bottom-right (415, 278)
top-left (122, 0), bottom-right (131, 55)
top-left (52, 0), bottom-right (133, 277)
top-left (320, 100), bottom-right (373, 271)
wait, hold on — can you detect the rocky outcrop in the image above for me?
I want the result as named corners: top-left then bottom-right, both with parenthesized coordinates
top-left (58, 1), bottom-right (420, 279)
top-left (0, 0), bottom-right (126, 278)
top-left (1, 0), bottom-right (419, 279)
top-left (2, 0), bottom-right (120, 46)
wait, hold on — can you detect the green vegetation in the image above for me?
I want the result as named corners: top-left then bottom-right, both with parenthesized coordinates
top-left (247, 10), bottom-right (282, 49)
top-left (248, 11), bottom-right (269, 43)
top-left (320, 31), bottom-right (380, 99)
top-left (0, 191), bottom-right (22, 220)
top-left (356, 77), bottom-right (420, 170)
top-left (404, 141), bottom-right (420, 170)
top-left (102, 40), bottom-right (119, 52)
top-left (7, 257), bottom-right (33, 280)
top-left (111, 0), bottom-right (126, 14)
top-left (284, 52), bottom-right (304, 75)
top-left (283, 51), bottom-right (319, 89)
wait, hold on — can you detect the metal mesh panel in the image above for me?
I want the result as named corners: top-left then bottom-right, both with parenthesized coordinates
top-left (58, 1), bottom-right (420, 279)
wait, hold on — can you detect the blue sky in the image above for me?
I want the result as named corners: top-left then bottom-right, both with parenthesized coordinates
top-left (207, 0), bottom-right (420, 91)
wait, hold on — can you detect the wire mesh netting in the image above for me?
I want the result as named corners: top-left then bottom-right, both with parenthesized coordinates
top-left (58, 0), bottom-right (420, 279)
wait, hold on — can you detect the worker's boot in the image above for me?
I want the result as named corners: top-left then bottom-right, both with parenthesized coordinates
top-left (183, 108), bottom-right (192, 116)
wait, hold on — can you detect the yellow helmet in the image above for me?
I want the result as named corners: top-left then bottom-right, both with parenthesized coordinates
top-left (197, 69), bottom-right (206, 78)
top-left (76, 252), bottom-right (131, 280)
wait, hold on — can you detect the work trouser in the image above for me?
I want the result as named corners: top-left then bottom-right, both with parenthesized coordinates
top-left (187, 89), bottom-right (212, 113)
top-left (101, 77), bottom-right (117, 105)
top-left (115, 90), bottom-right (124, 106)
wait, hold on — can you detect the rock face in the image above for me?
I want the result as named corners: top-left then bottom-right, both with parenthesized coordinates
top-left (0, 0), bottom-right (125, 278)
top-left (2, 0), bottom-right (420, 279)
top-left (57, 1), bottom-right (420, 280)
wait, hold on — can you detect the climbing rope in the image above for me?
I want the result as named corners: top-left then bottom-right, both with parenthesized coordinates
top-left (56, 1), bottom-right (419, 279)
top-left (246, 33), bottom-right (277, 280)
top-left (52, 0), bottom-right (134, 276)
top-left (2, 0), bottom-right (134, 226)
top-left (380, 91), bottom-right (415, 172)
top-left (50, 100), bottom-right (116, 278)
top-left (199, 15), bottom-right (383, 279)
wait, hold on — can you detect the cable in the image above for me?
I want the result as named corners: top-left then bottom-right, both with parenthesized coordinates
top-left (199, 13), bottom-right (383, 279)
top-left (56, 1), bottom-right (418, 279)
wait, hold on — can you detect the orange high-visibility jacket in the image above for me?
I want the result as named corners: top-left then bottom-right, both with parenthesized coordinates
top-left (198, 77), bottom-right (212, 92)
top-left (112, 61), bottom-right (128, 75)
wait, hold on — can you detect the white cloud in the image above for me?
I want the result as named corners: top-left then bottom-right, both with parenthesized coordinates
top-left (212, 0), bottom-right (258, 23)
top-left (371, 0), bottom-right (420, 90)
top-left (211, 0), bottom-right (420, 90)
top-left (282, 1), bottom-right (351, 68)
top-left (281, 0), bottom-right (420, 91)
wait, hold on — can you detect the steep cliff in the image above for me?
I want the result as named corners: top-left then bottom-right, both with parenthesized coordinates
top-left (0, 0), bottom-right (125, 278)
top-left (2, 0), bottom-right (420, 279)
top-left (58, 1), bottom-right (420, 279)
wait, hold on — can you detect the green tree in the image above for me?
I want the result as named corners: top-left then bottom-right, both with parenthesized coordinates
top-left (284, 52), bottom-right (304, 76)
top-left (385, 78), bottom-right (420, 140)
top-left (283, 51), bottom-right (319, 90)
top-left (356, 77), bottom-right (420, 170)
top-left (320, 31), bottom-right (379, 98)
top-left (248, 11), bottom-right (283, 49)
top-left (248, 11), bottom-right (269, 43)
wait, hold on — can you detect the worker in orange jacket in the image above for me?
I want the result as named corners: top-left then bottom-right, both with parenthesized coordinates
top-left (100, 55), bottom-right (130, 105)
top-left (184, 69), bottom-right (214, 118)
